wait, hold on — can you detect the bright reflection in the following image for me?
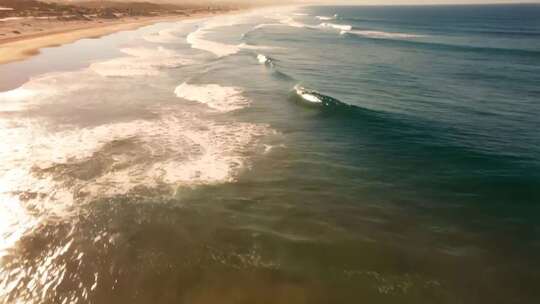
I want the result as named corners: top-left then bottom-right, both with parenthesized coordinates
top-left (0, 88), bottom-right (35, 101)
top-left (0, 119), bottom-right (39, 260)
top-left (0, 194), bottom-right (36, 259)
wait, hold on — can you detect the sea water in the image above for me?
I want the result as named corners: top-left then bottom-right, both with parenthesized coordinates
top-left (0, 4), bottom-right (539, 303)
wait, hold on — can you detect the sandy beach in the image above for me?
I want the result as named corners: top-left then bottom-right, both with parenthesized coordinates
top-left (0, 0), bottom-right (237, 65)
top-left (0, 13), bottom-right (224, 65)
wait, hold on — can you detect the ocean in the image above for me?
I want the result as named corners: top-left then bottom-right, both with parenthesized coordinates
top-left (0, 4), bottom-right (539, 303)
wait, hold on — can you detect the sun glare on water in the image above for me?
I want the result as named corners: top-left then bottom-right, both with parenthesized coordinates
top-left (0, 194), bottom-right (36, 259)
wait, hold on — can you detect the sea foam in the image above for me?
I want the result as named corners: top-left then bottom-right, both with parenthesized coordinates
top-left (185, 15), bottom-right (254, 57)
top-left (316, 14), bottom-right (338, 21)
top-left (90, 47), bottom-right (192, 77)
top-left (319, 23), bottom-right (352, 32)
top-left (295, 85), bottom-right (322, 104)
top-left (257, 54), bottom-right (273, 65)
top-left (0, 113), bottom-right (271, 205)
top-left (174, 82), bottom-right (250, 112)
top-left (187, 21), bottom-right (276, 57)
top-left (187, 27), bottom-right (242, 57)
top-left (0, 71), bottom-right (89, 110)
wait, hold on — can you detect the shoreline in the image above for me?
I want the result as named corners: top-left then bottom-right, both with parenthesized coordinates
top-left (0, 11), bottom-right (224, 65)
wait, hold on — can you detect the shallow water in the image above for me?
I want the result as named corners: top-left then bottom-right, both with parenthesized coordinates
top-left (1, 4), bottom-right (539, 304)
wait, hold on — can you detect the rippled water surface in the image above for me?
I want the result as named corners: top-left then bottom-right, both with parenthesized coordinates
top-left (1, 4), bottom-right (540, 304)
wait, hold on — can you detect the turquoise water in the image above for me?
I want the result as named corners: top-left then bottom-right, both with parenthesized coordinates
top-left (0, 4), bottom-right (539, 303)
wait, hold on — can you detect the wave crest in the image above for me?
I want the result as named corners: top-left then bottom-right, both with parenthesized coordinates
top-left (175, 82), bottom-right (250, 112)
top-left (293, 85), bottom-right (346, 107)
top-left (319, 23), bottom-right (352, 32)
top-left (316, 14), bottom-right (338, 21)
top-left (257, 54), bottom-right (273, 66)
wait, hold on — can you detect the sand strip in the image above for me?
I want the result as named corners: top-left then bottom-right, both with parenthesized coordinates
top-left (0, 13), bottom-right (214, 65)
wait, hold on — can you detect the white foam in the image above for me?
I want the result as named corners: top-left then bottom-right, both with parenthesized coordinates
top-left (187, 27), bottom-right (242, 57)
top-left (90, 57), bottom-right (161, 77)
top-left (187, 30), bottom-right (276, 57)
top-left (0, 71), bottom-right (88, 110)
top-left (294, 85), bottom-right (322, 104)
top-left (174, 82), bottom-right (250, 112)
top-left (153, 121), bottom-right (270, 186)
top-left (90, 46), bottom-right (192, 77)
top-left (0, 87), bottom-right (38, 103)
top-left (316, 14), bottom-right (337, 21)
top-left (319, 23), bottom-right (352, 32)
top-left (344, 30), bottom-right (423, 39)
top-left (185, 14), bottom-right (257, 57)
top-left (0, 194), bottom-right (38, 259)
top-left (75, 115), bottom-right (270, 195)
top-left (0, 13), bottom-right (278, 263)
top-left (257, 54), bottom-right (270, 64)
top-left (0, 72), bottom-right (273, 255)
top-left (186, 19), bottom-right (279, 57)
top-left (256, 54), bottom-right (275, 67)
top-left (0, 111), bottom-right (272, 206)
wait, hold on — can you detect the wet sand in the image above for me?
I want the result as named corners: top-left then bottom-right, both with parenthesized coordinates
top-left (0, 12), bottom-right (226, 65)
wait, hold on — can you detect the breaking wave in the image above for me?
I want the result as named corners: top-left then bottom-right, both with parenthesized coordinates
top-left (316, 14), bottom-right (338, 21)
top-left (184, 15), bottom-right (257, 57)
top-left (0, 71), bottom-right (89, 111)
top-left (187, 25), bottom-right (279, 57)
top-left (293, 85), bottom-right (349, 108)
top-left (0, 75), bottom-right (273, 265)
top-left (257, 54), bottom-right (273, 66)
top-left (262, 14), bottom-right (422, 41)
top-left (0, 111), bottom-right (272, 213)
top-left (319, 23), bottom-right (353, 32)
top-left (187, 26), bottom-right (242, 57)
top-left (174, 82), bottom-right (251, 112)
